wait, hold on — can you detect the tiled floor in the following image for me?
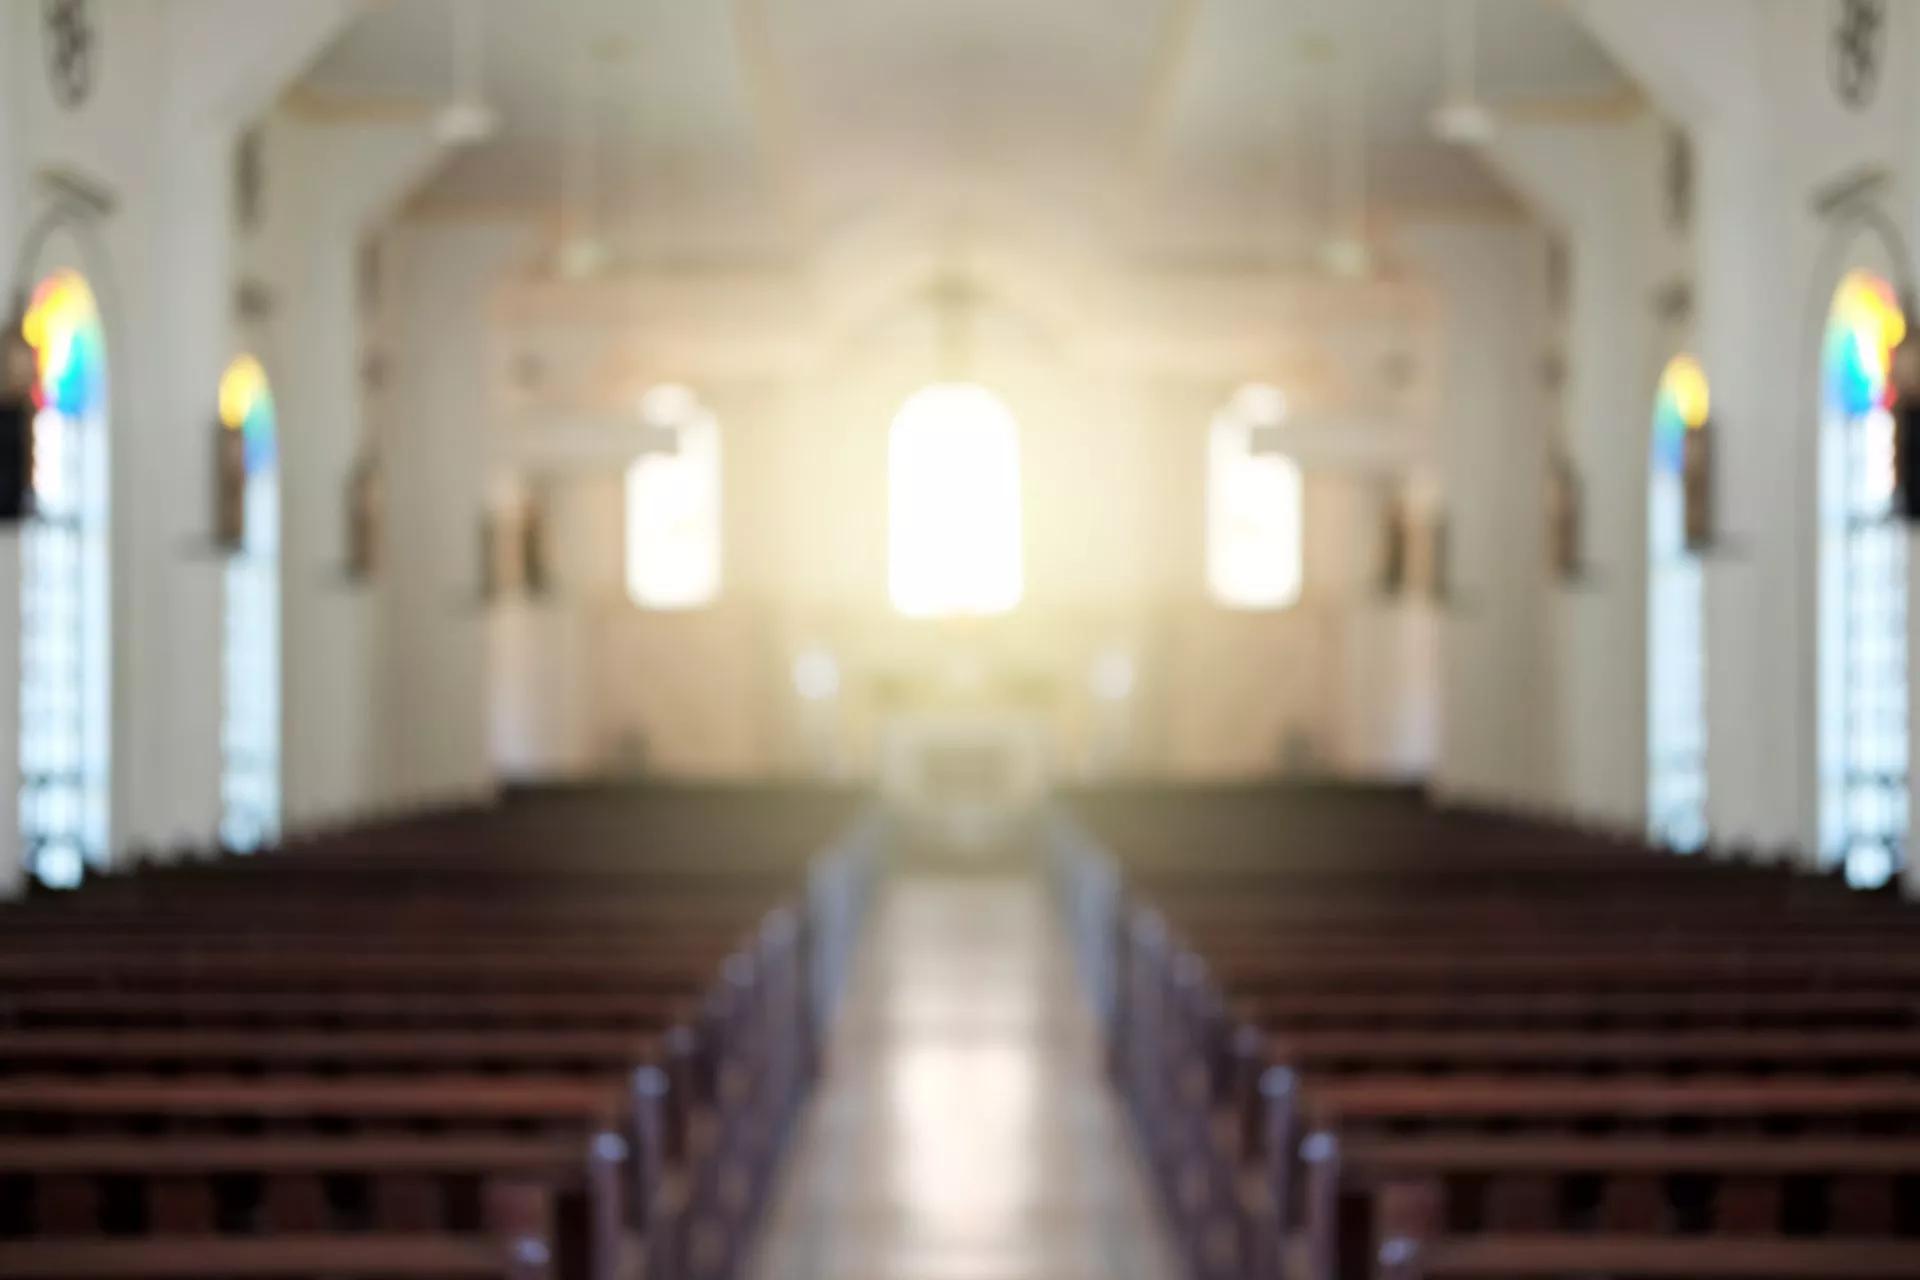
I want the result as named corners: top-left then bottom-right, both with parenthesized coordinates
top-left (747, 873), bottom-right (1181, 1280)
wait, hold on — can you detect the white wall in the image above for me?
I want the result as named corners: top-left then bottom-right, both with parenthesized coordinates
top-left (481, 274), bottom-right (1441, 786)
top-left (35, 0), bottom-right (1920, 898)
top-left (1398, 217), bottom-right (1558, 811)
top-left (378, 218), bottom-right (534, 810)
top-left (1567, 0), bottom-right (1920, 889)
top-left (222, 116), bottom-right (415, 832)
top-left (0, 1), bottom-right (357, 895)
top-left (1473, 109), bottom-right (1689, 832)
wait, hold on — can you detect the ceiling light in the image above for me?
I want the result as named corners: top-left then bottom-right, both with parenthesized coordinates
top-left (1233, 383), bottom-right (1289, 426)
top-left (433, 98), bottom-right (499, 147)
top-left (557, 236), bottom-right (609, 281)
top-left (436, 1), bottom-right (499, 148)
top-left (794, 649), bottom-right (841, 703)
top-left (1089, 650), bottom-right (1136, 703)
top-left (1432, 0), bottom-right (1494, 147)
top-left (639, 384), bottom-right (700, 425)
top-left (1431, 98), bottom-right (1496, 146)
top-left (1321, 236), bottom-right (1373, 279)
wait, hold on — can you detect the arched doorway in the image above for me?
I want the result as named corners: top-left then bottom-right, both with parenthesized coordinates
top-left (19, 268), bottom-right (110, 889)
top-left (1648, 355), bottom-right (1708, 851)
top-left (219, 354), bottom-right (280, 850)
top-left (1817, 270), bottom-right (1907, 888)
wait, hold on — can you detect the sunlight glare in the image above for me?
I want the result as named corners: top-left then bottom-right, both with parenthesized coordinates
top-left (888, 382), bottom-right (1023, 618)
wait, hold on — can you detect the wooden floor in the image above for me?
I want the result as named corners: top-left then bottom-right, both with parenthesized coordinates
top-left (748, 873), bottom-right (1179, 1280)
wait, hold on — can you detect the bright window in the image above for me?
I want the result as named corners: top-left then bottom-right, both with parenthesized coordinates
top-left (1817, 270), bottom-right (1908, 889)
top-left (1647, 354), bottom-right (1708, 852)
top-left (19, 269), bottom-right (111, 889)
top-left (625, 386), bottom-right (721, 609)
top-left (1208, 384), bottom-right (1303, 610)
top-left (219, 354), bottom-right (280, 851)
top-left (888, 382), bottom-right (1023, 618)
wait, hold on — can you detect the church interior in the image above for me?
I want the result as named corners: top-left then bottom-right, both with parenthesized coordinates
top-left (3, 1), bottom-right (1920, 1278)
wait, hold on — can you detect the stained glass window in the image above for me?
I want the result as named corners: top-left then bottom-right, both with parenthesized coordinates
top-left (1207, 384), bottom-right (1303, 611)
top-left (1818, 270), bottom-right (1907, 889)
top-left (219, 354), bottom-right (280, 851)
top-left (19, 269), bottom-right (110, 889)
top-left (625, 385), bottom-right (722, 610)
top-left (1648, 355), bottom-right (1708, 852)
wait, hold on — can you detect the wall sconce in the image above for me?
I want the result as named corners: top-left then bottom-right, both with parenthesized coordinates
top-left (1377, 491), bottom-right (1409, 598)
top-left (1545, 448), bottom-right (1586, 581)
top-left (213, 413), bottom-right (246, 551)
top-left (0, 299), bottom-right (37, 523)
top-left (521, 493), bottom-right (549, 597)
top-left (477, 512), bottom-right (502, 603)
top-left (345, 452), bottom-right (382, 581)
top-left (478, 485), bottom-right (549, 603)
top-left (1893, 321), bottom-right (1920, 521)
top-left (1682, 415), bottom-right (1714, 552)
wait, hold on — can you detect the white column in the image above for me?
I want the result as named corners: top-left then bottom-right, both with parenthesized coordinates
top-left (379, 220), bottom-right (537, 810)
top-left (1476, 113), bottom-right (1667, 829)
top-left (1398, 219), bottom-right (1558, 811)
top-left (247, 111), bottom-right (446, 830)
top-left (1570, 0), bottom-right (1807, 858)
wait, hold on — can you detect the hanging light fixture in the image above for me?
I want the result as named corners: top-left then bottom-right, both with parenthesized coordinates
top-left (1431, 0), bottom-right (1496, 145)
top-left (1321, 45), bottom-right (1372, 278)
top-left (433, 0), bottom-right (500, 147)
top-left (557, 15), bottom-right (608, 279)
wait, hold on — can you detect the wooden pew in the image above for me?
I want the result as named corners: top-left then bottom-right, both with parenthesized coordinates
top-left (0, 1027), bottom-right (660, 1073)
top-left (0, 1231), bottom-right (557, 1280)
top-left (1051, 783), bottom-right (1920, 1280)
top-left (0, 783), bottom-right (875, 1280)
top-left (0, 1135), bottom-right (612, 1280)
top-left (1301, 1132), bottom-right (1920, 1280)
top-left (1370, 1181), bottom-right (1920, 1280)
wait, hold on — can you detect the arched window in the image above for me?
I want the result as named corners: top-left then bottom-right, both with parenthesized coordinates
top-left (1648, 355), bottom-right (1708, 852)
top-left (1818, 270), bottom-right (1907, 888)
top-left (19, 270), bottom-right (110, 889)
top-left (625, 385), bottom-right (721, 609)
top-left (887, 382), bottom-right (1023, 618)
top-left (219, 354), bottom-right (279, 851)
top-left (1207, 383), bottom-right (1303, 610)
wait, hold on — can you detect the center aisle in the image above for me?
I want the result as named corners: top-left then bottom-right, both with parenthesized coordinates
top-left (748, 873), bottom-right (1180, 1280)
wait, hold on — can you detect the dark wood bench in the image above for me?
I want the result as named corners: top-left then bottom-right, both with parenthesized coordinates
top-left (1370, 1180), bottom-right (1920, 1280)
top-left (1300, 1132), bottom-right (1920, 1280)
top-left (0, 1028), bottom-right (660, 1074)
top-left (0, 1135), bottom-right (613, 1280)
top-left (1051, 783), bottom-right (1920, 1280)
top-left (0, 1230), bottom-right (557, 1280)
top-left (0, 783), bottom-right (875, 1280)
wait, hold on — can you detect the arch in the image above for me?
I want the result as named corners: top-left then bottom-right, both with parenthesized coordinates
top-left (19, 266), bottom-right (110, 889)
top-left (625, 385), bottom-right (722, 610)
top-left (219, 353), bottom-right (280, 851)
top-left (1647, 354), bottom-right (1708, 851)
top-left (887, 382), bottom-right (1024, 618)
top-left (1207, 383), bottom-right (1303, 611)
top-left (1817, 268), bottom-right (1907, 888)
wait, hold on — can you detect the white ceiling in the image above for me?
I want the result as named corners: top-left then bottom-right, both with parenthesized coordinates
top-left (303, 0), bottom-right (1627, 264)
